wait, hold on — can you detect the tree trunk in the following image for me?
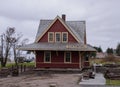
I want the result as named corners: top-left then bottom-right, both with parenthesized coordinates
top-left (1, 43), bottom-right (10, 67)
top-left (1, 62), bottom-right (6, 67)
top-left (1, 57), bottom-right (7, 67)
top-left (13, 45), bottom-right (18, 66)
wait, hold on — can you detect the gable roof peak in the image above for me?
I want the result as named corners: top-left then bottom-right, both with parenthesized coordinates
top-left (56, 15), bottom-right (63, 20)
top-left (35, 15), bottom-right (86, 43)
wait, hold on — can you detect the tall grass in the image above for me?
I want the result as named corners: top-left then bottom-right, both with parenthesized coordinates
top-left (90, 55), bottom-right (120, 65)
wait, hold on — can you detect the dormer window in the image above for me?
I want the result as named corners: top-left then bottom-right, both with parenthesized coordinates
top-left (55, 32), bottom-right (61, 42)
top-left (48, 32), bottom-right (54, 42)
top-left (48, 32), bottom-right (68, 43)
top-left (62, 32), bottom-right (68, 43)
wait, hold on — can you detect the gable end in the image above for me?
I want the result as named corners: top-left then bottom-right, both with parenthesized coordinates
top-left (35, 16), bottom-right (80, 43)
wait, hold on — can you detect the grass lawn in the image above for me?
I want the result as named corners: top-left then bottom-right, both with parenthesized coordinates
top-left (0, 62), bottom-right (35, 68)
top-left (106, 79), bottom-right (120, 86)
top-left (19, 62), bottom-right (35, 67)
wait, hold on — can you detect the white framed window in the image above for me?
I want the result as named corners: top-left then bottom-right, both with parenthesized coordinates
top-left (64, 52), bottom-right (71, 63)
top-left (55, 32), bottom-right (61, 42)
top-left (62, 32), bottom-right (68, 43)
top-left (44, 51), bottom-right (51, 63)
top-left (48, 32), bottom-right (54, 42)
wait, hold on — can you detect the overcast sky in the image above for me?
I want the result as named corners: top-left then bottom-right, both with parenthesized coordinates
top-left (0, 0), bottom-right (120, 51)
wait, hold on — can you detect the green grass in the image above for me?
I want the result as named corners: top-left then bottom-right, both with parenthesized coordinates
top-left (106, 79), bottom-right (120, 86)
top-left (0, 63), bottom-right (14, 68)
top-left (19, 62), bottom-right (35, 67)
top-left (0, 62), bottom-right (35, 68)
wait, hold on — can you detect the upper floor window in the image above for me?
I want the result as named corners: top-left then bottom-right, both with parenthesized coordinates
top-left (55, 32), bottom-right (61, 42)
top-left (48, 32), bottom-right (54, 42)
top-left (62, 32), bottom-right (68, 43)
top-left (48, 32), bottom-right (68, 43)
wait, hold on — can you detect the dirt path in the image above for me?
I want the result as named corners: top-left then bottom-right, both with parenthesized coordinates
top-left (0, 74), bottom-right (81, 87)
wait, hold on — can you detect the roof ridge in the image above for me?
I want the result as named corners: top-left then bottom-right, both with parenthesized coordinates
top-left (67, 20), bottom-right (85, 22)
top-left (40, 19), bottom-right (53, 21)
top-left (40, 20), bottom-right (85, 22)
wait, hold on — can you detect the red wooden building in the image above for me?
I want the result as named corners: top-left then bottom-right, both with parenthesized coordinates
top-left (18, 14), bottom-right (96, 69)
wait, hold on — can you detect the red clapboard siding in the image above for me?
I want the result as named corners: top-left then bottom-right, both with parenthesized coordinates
top-left (36, 51), bottom-right (80, 68)
top-left (39, 19), bottom-right (77, 43)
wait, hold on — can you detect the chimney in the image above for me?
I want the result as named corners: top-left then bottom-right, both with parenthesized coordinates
top-left (62, 14), bottom-right (66, 21)
top-left (84, 21), bottom-right (87, 44)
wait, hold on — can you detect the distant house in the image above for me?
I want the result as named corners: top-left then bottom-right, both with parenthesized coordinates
top-left (96, 52), bottom-right (107, 58)
top-left (16, 53), bottom-right (35, 63)
top-left (18, 14), bottom-right (96, 69)
top-left (25, 53), bottom-right (35, 60)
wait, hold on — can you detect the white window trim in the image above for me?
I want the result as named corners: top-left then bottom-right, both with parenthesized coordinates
top-left (64, 51), bottom-right (71, 63)
top-left (44, 51), bottom-right (51, 63)
top-left (48, 32), bottom-right (54, 43)
top-left (62, 32), bottom-right (68, 43)
top-left (55, 32), bottom-right (61, 42)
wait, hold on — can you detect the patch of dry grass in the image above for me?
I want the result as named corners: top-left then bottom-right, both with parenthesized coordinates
top-left (90, 55), bottom-right (120, 65)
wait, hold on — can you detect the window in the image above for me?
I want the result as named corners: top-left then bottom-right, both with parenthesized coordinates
top-left (44, 52), bottom-right (51, 63)
top-left (64, 52), bottom-right (71, 63)
top-left (84, 54), bottom-right (89, 61)
top-left (62, 32), bottom-right (68, 43)
top-left (55, 32), bottom-right (61, 42)
top-left (48, 32), bottom-right (54, 42)
top-left (48, 32), bottom-right (68, 43)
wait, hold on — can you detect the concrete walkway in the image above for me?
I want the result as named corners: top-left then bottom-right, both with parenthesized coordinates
top-left (79, 73), bottom-right (106, 85)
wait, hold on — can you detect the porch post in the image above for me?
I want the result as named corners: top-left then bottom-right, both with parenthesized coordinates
top-left (34, 51), bottom-right (36, 67)
top-left (80, 52), bottom-right (85, 69)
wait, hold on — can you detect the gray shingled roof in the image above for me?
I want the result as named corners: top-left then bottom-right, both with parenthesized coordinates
top-left (66, 21), bottom-right (85, 43)
top-left (17, 16), bottom-right (96, 51)
top-left (35, 18), bottom-right (85, 43)
top-left (36, 20), bottom-right (53, 41)
top-left (17, 42), bottom-right (96, 51)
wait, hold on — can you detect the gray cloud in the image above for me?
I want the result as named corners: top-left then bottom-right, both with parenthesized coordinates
top-left (0, 0), bottom-right (120, 51)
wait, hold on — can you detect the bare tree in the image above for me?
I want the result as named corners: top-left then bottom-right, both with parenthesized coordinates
top-left (0, 27), bottom-right (29, 67)
top-left (0, 27), bottom-right (15, 67)
top-left (21, 38), bottom-right (29, 46)
top-left (13, 38), bottom-right (29, 65)
top-left (11, 34), bottom-right (22, 66)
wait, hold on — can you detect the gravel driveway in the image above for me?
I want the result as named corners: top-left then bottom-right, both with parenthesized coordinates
top-left (0, 74), bottom-right (81, 87)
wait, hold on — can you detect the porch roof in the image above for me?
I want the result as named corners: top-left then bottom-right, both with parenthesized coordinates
top-left (17, 42), bottom-right (96, 52)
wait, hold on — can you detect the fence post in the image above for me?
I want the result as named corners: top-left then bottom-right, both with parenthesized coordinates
top-left (17, 65), bottom-right (19, 73)
top-left (12, 65), bottom-right (13, 71)
top-left (21, 65), bottom-right (23, 73)
top-left (24, 65), bottom-right (26, 72)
